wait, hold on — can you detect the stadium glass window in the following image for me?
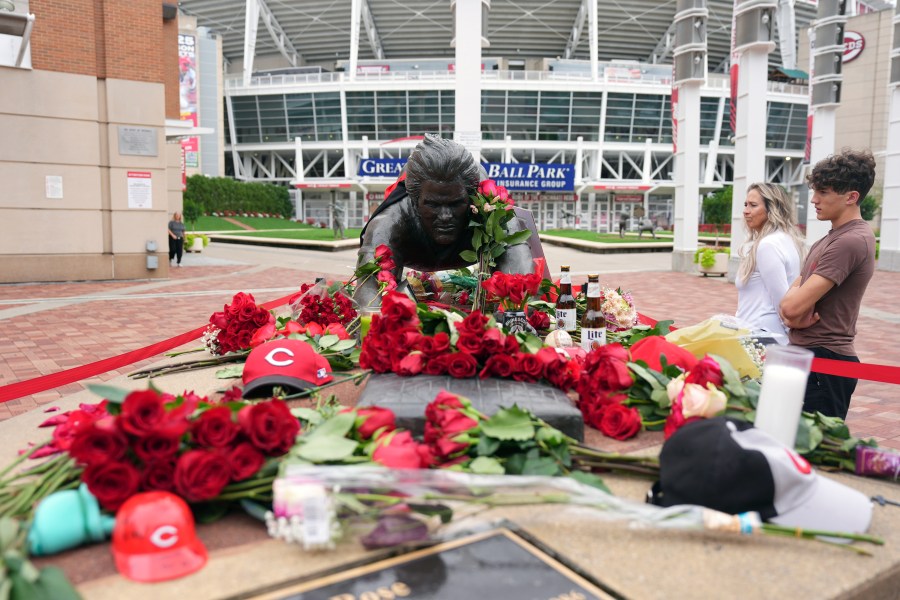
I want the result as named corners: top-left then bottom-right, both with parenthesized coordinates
top-left (571, 92), bottom-right (602, 142)
top-left (230, 96), bottom-right (261, 143)
top-left (506, 91), bottom-right (539, 140)
top-left (439, 91), bottom-right (455, 136)
top-left (345, 91), bottom-right (376, 140)
top-left (719, 100), bottom-right (734, 146)
top-left (632, 94), bottom-right (667, 143)
top-left (538, 91), bottom-right (571, 141)
top-left (377, 91), bottom-right (408, 140)
top-left (783, 103), bottom-right (806, 150)
top-left (314, 92), bottom-right (342, 141)
top-left (408, 90), bottom-right (441, 136)
top-left (482, 90), bottom-right (507, 141)
top-left (605, 93), bottom-right (634, 142)
top-left (766, 101), bottom-right (792, 149)
top-left (286, 93), bottom-right (316, 142)
top-left (699, 96), bottom-right (721, 145)
top-left (257, 94), bottom-right (287, 142)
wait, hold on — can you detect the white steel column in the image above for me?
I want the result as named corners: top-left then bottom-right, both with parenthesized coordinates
top-left (878, 6), bottom-right (900, 271)
top-left (589, 0), bottom-right (598, 81)
top-left (349, 0), bottom-right (361, 81)
top-left (729, 1), bottom-right (776, 279)
top-left (879, 87), bottom-right (900, 271)
top-left (242, 0), bottom-right (260, 87)
top-left (673, 84), bottom-right (701, 271)
top-left (776, 0), bottom-right (797, 69)
top-left (453, 0), bottom-right (485, 160)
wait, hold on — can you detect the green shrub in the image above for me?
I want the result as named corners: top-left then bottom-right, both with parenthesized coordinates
top-left (184, 175), bottom-right (292, 218)
top-left (185, 233), bottom-right (210, 248)
top-left (693, 246), bottom-right (730, 269)
top-left (182, 199), bottom-right (202, 230)
top-left (860, 195), bottom-right (879, 222)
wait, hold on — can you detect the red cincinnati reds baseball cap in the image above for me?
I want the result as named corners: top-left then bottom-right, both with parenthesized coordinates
top-left (112, 491), bottom-right (207, 582)
top-left (242, 338), bottom-right (334, 399)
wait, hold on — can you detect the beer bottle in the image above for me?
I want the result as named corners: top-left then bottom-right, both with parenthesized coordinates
top-left (555, 266), bottom-right (577, 332)
top-left (580, 274), bottom-right (607, 352)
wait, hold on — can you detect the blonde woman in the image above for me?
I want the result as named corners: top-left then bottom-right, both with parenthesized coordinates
top-left (735, 183), bottom-right (805, 339)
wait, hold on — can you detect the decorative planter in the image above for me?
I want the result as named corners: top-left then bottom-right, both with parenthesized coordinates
top-left (699, 252), bottom-right (729, 277)
top-left (189, 237), bottom-right (204, 253)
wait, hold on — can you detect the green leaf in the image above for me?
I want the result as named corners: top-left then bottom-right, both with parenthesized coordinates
top-left (0, 517), bottom-right (20, 552)
top-left (305, 411), bottom-right (356, 440)
top-left (504, 229), bottom-right (532, 247)
top-left (469, 456), bottom-right (505, 475)
top-left (215, 364), bottom-right (244, 379)
top-left (330, 339), bottom-right (358, 352)
top-left (627, 362), bottom-right (661, 391)
top-left (568, 471), bottom-right (612, 495)
top-left (297, 436), bottom-right (359, 462)
top-left (460, 250), bottom-right (478, 263)
top-left (476, 435), bottom-right (501, 456)
top-left (86, 384), bottom-right (129, 404)
top-left (239, 499), bottom-right (270, 522)
top-left (192, 502), bottom-right (229, 524)
top-left (520, 333), bottom-right (543, 354)
top-left (793, 420), bottom-right (823, 454)
top-left (317, 334), bottom-right (340, 349)
top-left (480, 407), bottom-right (535, 441)
top-left (535, 425), bottom-right (565, 447)
top-left (290, 407), bottom-right (324, 425)
top-left (472, 227), bottom-right (483, 249)
top-left (520, 455), bottom-right (562, 476)
top-left (407, 503), bottom-right (454, 524)
top-left (490, 243), bottom-right (506, 259)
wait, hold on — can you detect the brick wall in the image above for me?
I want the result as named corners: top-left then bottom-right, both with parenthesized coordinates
top-left (30, 0), bottom-right (175, 89)
top-left (163, 18), bottom-right (180, 119)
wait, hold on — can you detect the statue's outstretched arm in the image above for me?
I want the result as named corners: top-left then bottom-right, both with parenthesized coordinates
top-left (354, 212), bottom-right (404, 308)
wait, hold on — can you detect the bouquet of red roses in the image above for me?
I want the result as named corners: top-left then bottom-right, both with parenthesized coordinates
top-left (289, 281), bottom-right (358, 328)
top-left (205, 292), bottom-right (276, 355)
top-left (358, 292), bottom-right (580, 392)
top-left (39, 388), bottom-right (298, 511)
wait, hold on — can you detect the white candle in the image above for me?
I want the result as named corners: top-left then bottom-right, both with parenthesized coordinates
top-left (754, 363), bottom-right (810, 447)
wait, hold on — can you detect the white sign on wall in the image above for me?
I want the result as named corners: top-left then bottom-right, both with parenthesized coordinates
top-left (127, 171), bottom-right (152, 209)
top-left (45, 176), bottom-right (63, 199)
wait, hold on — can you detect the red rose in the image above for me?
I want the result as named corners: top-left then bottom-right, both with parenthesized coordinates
top-left (480, 328), bottom-right (506, 354)
top-left (324, 322), bottom-right (350, 340)
top-left (456, 311), bottom-right (490, 336)
top-left (374, 244), bottom-right (392, 261)
top-left (425, 390), bottom-right (466, 421)
top-left (527, 310), bottom-right (550, 330)
top-left (226, 442), bottom-right (266, 481)
top-left (598, 403), bottom-right (642, 441)
top-left (420, 332), bottom-right (450, 357)
top-left (133, 433), bottom-right (181, 464)
top-left (479, 353), bottom-right (517, 379)
top-left (174, 449), bottom-right (232, 502)
top-left (629, 336), bottom-right (698, 373)
top-left (83, 461), bottom-right (141, 511)
top-left (685, 355), bottom-right (724, 388)
top-left (381, 291), bottom-right (418, 325)
top-left (506, 279), bottom-right (530, 307)
top-left (50, 402), bottom-right (109, 452)
top-left (141, 460), bottom-right (176, 492)
top-left (238, 399), bottom-right (301, 456)
top-left (455, 333), bottom-right (483, 356)
top-left (513, 353), bottom-right (545, 382)
top-left (423, 353), bottom-right (449, 376)
top-left (581, 343), bottom-right (633, 391)
top-left (446, 352), bottom-right (478, 378)
top-left (501, 335), bottom-right (521, 356)
top-left (373, 431), bottom-right (430, 469)
top-left (69, 419), bottom-right (128, 466)
top-left (481, 273), bottom-right (510, 303)
top-left (249, 321), bottom-right (277, 348)
top-left (118, 389), bottom-right (166, 437)
top-left (355, 407), bottom-right (397, 440)
top-left (397, 352), bottom-right (426, 376)
top-left (192, 406), bottom-right (240, 448)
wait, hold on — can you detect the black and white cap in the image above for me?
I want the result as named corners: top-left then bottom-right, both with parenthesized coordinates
top-left (649, 417), bottom-right (872, 536)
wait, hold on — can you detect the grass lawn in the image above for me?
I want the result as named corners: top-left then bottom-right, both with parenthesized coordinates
top-left (191, 216), bottom-right (318, 231)
top-left (223, 228), bottom-right (363, 241)
top-left (542, 229), bottom-right (671, 244)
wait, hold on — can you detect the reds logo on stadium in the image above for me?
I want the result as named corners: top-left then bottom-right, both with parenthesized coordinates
top-left (843, 31), bottom-right (864, 63)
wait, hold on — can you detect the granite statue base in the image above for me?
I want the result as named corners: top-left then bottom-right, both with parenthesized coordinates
top-left (357, 373), bottom-right (584, 441)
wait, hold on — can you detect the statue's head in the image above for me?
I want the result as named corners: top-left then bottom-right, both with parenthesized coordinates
top-left (405, 135), bottom-right (480, 246)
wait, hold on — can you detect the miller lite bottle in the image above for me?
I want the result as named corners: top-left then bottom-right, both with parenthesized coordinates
top-left (555, 266), bottom-right (577, 333)
top-left (580, 274), bottom-right (606, 352)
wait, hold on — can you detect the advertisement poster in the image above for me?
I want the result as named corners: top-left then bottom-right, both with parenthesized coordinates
top-left (127, 171), bottom-right (152, 209)
top-left (179, 33), bottom-right (199, 170)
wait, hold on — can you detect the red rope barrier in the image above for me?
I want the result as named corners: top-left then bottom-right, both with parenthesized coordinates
top-left (0, 294), bottom-right (294, 404)
top-left (1, 301), bottom-right (897, 404)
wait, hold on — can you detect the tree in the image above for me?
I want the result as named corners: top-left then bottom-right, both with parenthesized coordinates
top-left (703, 186), bottom-right (732, 247)
top-left (860, 195), bottom-right (879, 222)
top-left (182, 199), bottom-right (202, 231)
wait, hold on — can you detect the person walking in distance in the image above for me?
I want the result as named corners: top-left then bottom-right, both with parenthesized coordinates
top-left (779, 150), bottom-right (877, 419)
top-left (168, 211), bottom-right (186, 268)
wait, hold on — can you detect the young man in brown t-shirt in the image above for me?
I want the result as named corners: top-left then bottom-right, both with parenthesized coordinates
top-left (779, 150), bottom-right (877, 419)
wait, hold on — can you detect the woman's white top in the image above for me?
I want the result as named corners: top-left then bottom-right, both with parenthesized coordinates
top-left (735, 231), bottom-right (801, 337)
